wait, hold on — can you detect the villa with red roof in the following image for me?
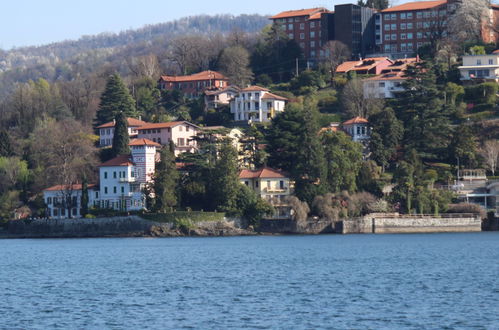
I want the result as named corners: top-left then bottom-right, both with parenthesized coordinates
top-left (158, 71), bottom-right (229, 99)
top-left (239, 167), bottom-right (294, 219)
top-left (43, 139), bottom-right (160, 218)
top-left (343, 117), bottom-right (370, 143)
top-left (230, 86), bottom-right (288, 123)
top-left (97, 117), bottom-right (148, 147)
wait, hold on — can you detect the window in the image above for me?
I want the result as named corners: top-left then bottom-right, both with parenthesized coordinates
top-left (417, 11), bottom-right (423, 19)
top-left (401, 43), bottom-right (407, 51)
top-left (310, 31), bottom-right (315, 38)
top-left (423, 22), bottom-right (430, 28)
top-left (417, 22), bottom-right (423, 28)
top-left (401, 33), bottom-right (406, 40)
top-left (391, 44), bottom-right (397, 52)
top-left (47, 197), bottom-right (52, 204)
top-left (310, 50), bottom-right (316, 57)
top-left (391, 24), bottom-right (396, 30)
top-left (113, 171), bottom-right (117, 179)
top-left (300, 23), bottom-right (304, 30)
top-left (104, 187), bottom-right (108, 194)
top-left (379, 82), bottom-right (385, 87)
top-left (280, 181), bottom-right (285, 189)
top-left (177, 138), bottom-right (185, 146)
top-left (300, 33), bottom-right (305, 39)
top-left (424, 11), bottom-right (430, 18)
top-left (407, 33), bottom-right (413, 39)
top-left (288, 24), bottom-right (293, 30)
top-left (384, 44), bottom-right (391, 52)
top-left (407, 43), bottom-right (413, 51)
top-left (104, 172), bottom-right (108, 179)
top-left (417, 32), bottom-right (423, 39)
top-left (401, 23), bottom-right (406, 30)
top-left (113, 187), bottom-right (117, 194)
top-left (407, 12), bottom-right (413, 19)
top-left (391, 34), bottom-right (397, 40)
top-left (385, 34), bottom-right (390, 41)
top-left (310, 41), bottom-right (315, 48)
top-left (179, 126), bottom-right (183, 132)
top-left (310, 22), bottom-right (315, 28)
top-left (489, 59), bottom-right (494, 65)
top-left (288, 18), bottom-right (293, 22)
top-left (384, 14), bottom-right (390, 20)
top-left (384, 24), bottom-right (390, 31)
top-left (299, 42), bottom-right (305, 48)
top-left (121, 187), bottom-right (124, 194)
top-left (407, 23), bottom-right (413, 29)
top-left (390, 14), bottom-right (396, 20)
top-left (288, 33), bottom-right (293, 39)
top-left (255, 181), bottom-right (259, 188)
top-left (267, 180), bottom-right (271, 188)
top-left (401, 13), bottom-right (406, 19)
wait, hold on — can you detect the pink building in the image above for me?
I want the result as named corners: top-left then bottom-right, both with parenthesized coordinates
top-left (136, 121), bottom-right (200, 155)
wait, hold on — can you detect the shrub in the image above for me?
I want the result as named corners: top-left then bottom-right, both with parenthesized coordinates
top-left (286, 196), bottom-right (310, 222)
top-left (84, 214), bottom-right (96, 219)
top-left (447, 203), bottom-right (487, 219)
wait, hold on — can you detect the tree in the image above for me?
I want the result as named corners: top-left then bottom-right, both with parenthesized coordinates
top-left (448, 0), bottom-right (491, 44)
top-left (111, 112), bottom-right (131, 158)
top-left (357, 0), bottom-right (389, 10)
top-left (448, 124), bottom-right (478, 168)
top-left (219, 46), bottom-right (254, 87)
top-left (341, 78), bottom-right (384, 118)
top-left (240, 125), bottom-right (267, 169)
top-left (81, 176), bottom-right (89, 217)
top-left (369, 107), bottom-right (403, 171)
top-left (480, 140), bottom-right (499, 176)
top-left (95, 74), bottom-right (137, 126)
top-left (321, 41), bottom-right (350, 86)
top-left (154, 142), bottom-right (179, 212)
top-left (210, 140), bottom-right (240, 213)
top-left (0, 130), bottom-right (13, 157)
top-left (321, 131), bottom-right (363, 193)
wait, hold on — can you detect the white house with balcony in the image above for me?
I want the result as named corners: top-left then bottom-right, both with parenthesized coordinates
top-left (43, 138), bottom-right (160, 218)
top-left (343, 117), bottom-right (370, 142)
top-left (96, 117), bottom-right (148, 147)
top-left (239, 167), bottom-right (293, 218)
top-left (363, 71), bottom-right (406, 99)
top-left (230, 86), bottom-right (288, 123)
top-left (459, 51), bottom-right (499, 82)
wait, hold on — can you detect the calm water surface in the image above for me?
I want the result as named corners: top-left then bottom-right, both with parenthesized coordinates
top-left (1, 233), bottom-right (498, 329)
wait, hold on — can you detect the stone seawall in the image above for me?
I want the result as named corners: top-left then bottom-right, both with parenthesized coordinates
top-left (257, 219), bottom-right (335, 235)
top-left (0, 216), bottom-right (253, 239)
top-left (340, 215), bottom-right (482, 234)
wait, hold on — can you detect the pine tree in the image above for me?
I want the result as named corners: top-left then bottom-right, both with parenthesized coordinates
top-left (111, 112), bottom-right (130, 158)
top-left (369, 107), bottom-right (403, 172)
top-left (0, 130), bottom-right (13, 157)
top-left (154, 143), bottom-right (179, 212)
top-left (96, 74), bottom-right (137, 126)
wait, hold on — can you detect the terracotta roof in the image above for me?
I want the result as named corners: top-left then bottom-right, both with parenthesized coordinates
top-left (239, 167), bottom-right (288, 179)
top-left (204, 86), bottom-right (240, 95)
top-left (261, 92), bottom-right (288, 101)
top-left (343, 117), bottom-right (369, 125)
top-left (97, 117), bottom-right (148, 129)
top-left (270, 8), bottom-right (327, 19)
top-left (364, 71), bottom-right (407, 81)
top-left (129, 138), bottom-right (161, 147)
top-left (382, 1), bottom-right (446, 13)
top-left (309, 10), bottom-right (332, 20)
top-left (137, 121), bottom-right (199, 130)
top-left (336, 57), bottom-right (391, 73)
top-left (100, 155), bottom-right (134, 167)
top-left (241, 86), bottom-right (269, 92)
top-left (493, 49), bottom-right (499, 54)
top-left (44, 184), bottom-right (97, 192)
top-left (159, 70), bottom-right (228, 83)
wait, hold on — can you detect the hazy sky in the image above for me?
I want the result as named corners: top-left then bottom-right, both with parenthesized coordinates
top-left (0, 0), bottom-right (369, 49)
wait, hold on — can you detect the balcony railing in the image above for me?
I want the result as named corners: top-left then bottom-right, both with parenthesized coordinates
top-left (264, 187), bottom-right (288, 193)
top-left (119, 177), bottom-right (136, 183)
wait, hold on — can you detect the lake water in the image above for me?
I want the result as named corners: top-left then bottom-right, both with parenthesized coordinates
top-left (1, 233), bottom-right (498, 329)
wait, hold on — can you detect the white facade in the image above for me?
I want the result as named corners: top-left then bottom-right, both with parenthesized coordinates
top-left (43, 185), bottom-right (99, 219)
top-left (363, 75), bottom-right (406, 99)
top-left (204, 86), bottom-right (240, 111)
top-left (97, 118), bottom-right (147, 147)
top-left (343, 117), bottom-right (370, 143)
top-left (137, 122), bottom-right (199, 156)
top-left (459, 53), bottom-right (499, 82)
top-left (230, 87), bottom-right (287, 123)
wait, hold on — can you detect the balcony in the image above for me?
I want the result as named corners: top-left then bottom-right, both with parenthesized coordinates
top-left (119, 177), bottom-right (136, 183)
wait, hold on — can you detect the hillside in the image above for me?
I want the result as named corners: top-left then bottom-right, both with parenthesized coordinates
top-left (0, 14), bottom-right (269, 98)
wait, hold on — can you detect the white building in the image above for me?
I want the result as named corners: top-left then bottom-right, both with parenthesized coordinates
top-left (363, 71), bottom-right (406, 99)
top-left (97, 117), bottom-right (148, 147)
top-left (458, 51), bottom-right (499, 82)
top-left (204, 86), bottom-right (240, 111)
top-left (43, 138), bottom-right (160, 218)
top-left (230, 86), bottom-right (288, 123)
top-left (343, 117), bottom-right (370, 142)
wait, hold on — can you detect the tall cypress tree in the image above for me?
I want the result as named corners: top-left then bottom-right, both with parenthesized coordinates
top-left (96, 74), bottom-right (137, 126)
top-left (154, 143), bottom-right (179, 212)
top-left (81, 176), bottom-right (89, 217)
top-left (111, 112), bottom-right (130, 157)
top-left (210, 140), bottom-right (240, 213)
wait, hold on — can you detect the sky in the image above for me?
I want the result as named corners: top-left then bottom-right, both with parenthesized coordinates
top-left (0, 0), bottom-right (366, 50)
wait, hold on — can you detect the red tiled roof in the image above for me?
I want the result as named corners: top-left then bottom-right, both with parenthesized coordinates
top-left (137, 121), bottom-right (199, 130)
top-left (204, 86), bottom-right (241, 95)
top-left (241, 85), bottom-right (269, 92)
top-left (336, 57), bottom-right (391, 73)
top-left (44, 184), bottom-right (97, 192)
top-left (100, 155), bottom-right (134, 167)
top-left (382, 1), bottom-right (446, 12)
top-left (129, 138), bottom-right (161, 147)
top-left (493, 49), bottom-right (499, 54)
top-left (239, 167), bottom-right (287, 179)
top-left (309, 10), bottom-right (332, 20)
top-left (261, 92), bottom-right (288, 101)
top-left (159, 71), bottom-right (228, 83)
top-left (96, 117), bottom-right (148, 129)
top-left (364, 71), bottom-right (407, 81)
top-left (271, 8), bottom-right (327, 19)
top-left (343, 117), bottom-right (369, 125)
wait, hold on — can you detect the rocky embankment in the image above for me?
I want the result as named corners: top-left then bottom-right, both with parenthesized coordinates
top-left (0, 216), bottom-right (255, 239)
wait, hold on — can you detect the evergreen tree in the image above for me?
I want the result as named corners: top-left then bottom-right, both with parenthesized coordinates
top-left (0, 130), bottom-right (13, 157)
top-left (111, 112), bottom-right (130, 158)
top-left (96, 74), bottom-right (137, 126)
top-left (357, 0), bottom-right (389, 10)
top-left (210, 140), bottom-right (240, 213)
top-left (321, 131), bottom-right (363, 193)
top-left (448, 124), bottom-right (478, 168)
top-left (81, 177), bottom-right (89, 217)
top-left (154, 142), bottom-right (179, 212)
top-left (396, 62), bottom-right (452, 160)
top-left (369, 107), bottom-right (403, 171)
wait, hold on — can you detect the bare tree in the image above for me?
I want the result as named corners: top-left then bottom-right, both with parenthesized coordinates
top-left (321, 41), bottom-right (350, 86)
top-left (448, 0), bottom-right (491, 44)
top-left (481, 140), bottom-right (499, 176)
top-left (219, 46), bottom-right (254, 87)
top-left (127, 54), bottom-right (161, 79)
top-left (341, 78), bottom-right (384, 118)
